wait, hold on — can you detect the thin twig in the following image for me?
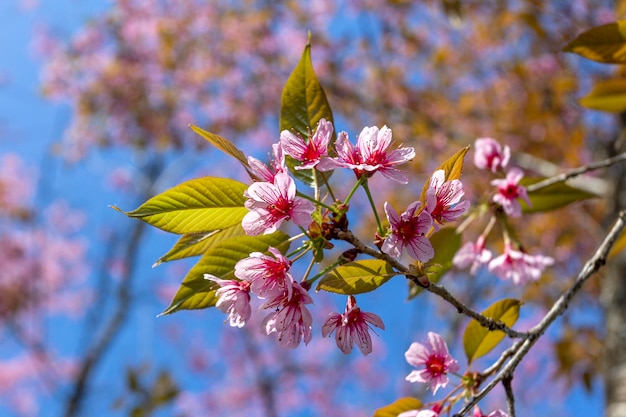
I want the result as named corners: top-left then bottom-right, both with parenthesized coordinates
top-left (454, 210), bottom-right (626, 416)
top-left (335, 230), bottom-right (527, 339)
top-left (480, 340), bottom-right (523, 377)
top-left (526, 151), bottom-right (626, 193)
top-left (503, 376), bottom-right (516, 417)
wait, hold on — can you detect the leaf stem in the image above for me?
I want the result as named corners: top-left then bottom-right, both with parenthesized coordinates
top-left (296, 191), bottom-right (338, 213)
top-left (361, 180), bottom-right (384, 235)
top-left (305, 259), bottom-right (342, 286)
top-left (343, 175), bottom-right (366, 205)
top-left (320, 171), bottom-right (337, 201)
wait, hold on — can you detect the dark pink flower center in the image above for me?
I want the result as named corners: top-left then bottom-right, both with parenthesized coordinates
top-left (501, 184), bottom-right (519, 199)
top-left (425, 354), bottom-right (447, 376)
top-left (263, 259), bottom-right (290, 279)
top-left (268, 196), bottom-right (292, 217)
top-left (398, 220), bottom-right (418, 242)
top-left (301, 144), bottom-right (321, 163)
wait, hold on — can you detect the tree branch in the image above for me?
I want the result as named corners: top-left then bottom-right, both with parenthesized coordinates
top-left (526, 151), bottom-right (626, 193)
top-left (502, 376), bottom-right (516, 417)
top-left (335, 230), bottom-right (527, 339)
top-left (454, 209), bottom-right (626, 416)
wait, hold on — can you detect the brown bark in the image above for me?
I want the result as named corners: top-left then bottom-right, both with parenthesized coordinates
top-left (602, 125), bottom-right (626, 417)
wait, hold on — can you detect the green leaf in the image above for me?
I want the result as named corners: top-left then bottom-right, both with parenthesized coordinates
top-left (409, 227), bottom-right (462, 299)
top-left (463, 298), bottom-right (522, 364)
top-left (153, 224), bottom-right (246, 266)
top-left (521, 178), bottom-right (597, 213)
top-left (578, 78), bottom-right (626, 112)
top-left (190, 125), bottom-right (250, 169)
top-left (373, 398), bottom-right (422, 417)
top-left (280, 36), bottom-right (334, 142)
top-left (114, 177), bottom-right (248, 234)
top-left (280, 36), bottom-right (334, 187)
top-left (563, 21), bottom-right (626, 64)
top-left (420, 146), bottom-right (470, 202)
top-left (316, 259), bottom-right (398, 295)
top-left (160, 232), bottom-right (290, 315)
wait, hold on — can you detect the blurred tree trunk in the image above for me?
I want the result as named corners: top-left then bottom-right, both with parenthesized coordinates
top-left (602, 116), bottom-right (626, 417)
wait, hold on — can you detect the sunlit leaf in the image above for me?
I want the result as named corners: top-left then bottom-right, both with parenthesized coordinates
top-left (160, 232), bottom-right (290, 315)
top-left (153, 224), bottom-right (246, 266)
top-left (280, 36), bottom-right (334, 186)
top-left (420, 146), bottom-right (470, 202)
top-left (280, 35), bottom-right (334, 143)
top-left (563, 21), bottom-right (626, 64)
top-left (373, 397), bottom-right (422, 417)
top-left (190, 124), bottom-right (250, 168)
top-left (463, 298), bottom-right (522, 364)
top-left (113, 177), bottom-right (248, 234)
top-left (316, 259), bottom-right (398, 295)
top-left (521, 178), bottom-right (597, 213)
top-left (578, 78), bottom-right (626, 112)
top-left (409, 227), bottom-right (462, 299)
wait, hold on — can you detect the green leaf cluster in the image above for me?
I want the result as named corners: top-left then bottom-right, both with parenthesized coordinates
top-left (114, 176), bottom-right (290, 315)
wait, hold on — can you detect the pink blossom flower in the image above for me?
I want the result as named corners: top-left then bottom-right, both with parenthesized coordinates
top-left (204, 275), bottom-right (251, 328)
top-left (321, 295), bottom-right (385, 355)
top-left (405, 332), bottom-right (459, 394)
top-left (262, 282), bottom-right (314, 348)
top-left (247, 143), bottom-right (286, 182)
top-left (280, 118), bottom-right (333, 170)
top-left (425, 169), bottom-right (470, 229)
top-left (317, 125), bottom-right (415, 183)
top-left (242, 172), bottom-right (314, 235)
top-left (474, 137), bottom-right (510, 172)
top-left (234, 246), bottom-right (294, 299)
top-left (452, 237), bottom-right (492, 275)
top-left (382, 201), bottom-right (434, 262)
top-left (474, 406), bottom-right (509, 417)
top-left (491, 168), bottom-right (531, 217)
top-left (488, 243), bottom-right (554, 285)
top-left (398, 410), bottom-right (439, 417)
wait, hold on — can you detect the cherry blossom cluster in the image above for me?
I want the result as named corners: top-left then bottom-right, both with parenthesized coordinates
top-left (401, 332), bottom-right (508, 417)
top-left (209, 119), bottom-right (470, 355)
top-left (453, 138), bottom-right (554, 285)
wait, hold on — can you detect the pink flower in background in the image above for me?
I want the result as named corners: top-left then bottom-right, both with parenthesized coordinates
top-left (405, 332), bottom-right (459, 394)
top-left (235, 246), bottom-right (294, 299)
top-left (425, 169), bottom-right (469, 229)
top-left (204, 275), bottom-right (251, 328)
top-left (280, 118), bottom-right (333, 170)
top-left (247, 143), bottom-right (286, 182)
top-left (474, 406), bottom-right (509, 417)
top-left (453, 237), bottom-right (492, 275)
top-left (491, 168), bottom-right (530, 217)
top-left (398, 410), bottom-right (439, 417)
top-left (317, 125), bottom-right (415, 183)
top-left (0, 154), bottom-right (34, 214)
top-left (263, 282), bottom-right (314, 348)
top-left (474, 137), bottom-right (510, 172)
top-left (382, 201), bottom-right (434, 262)
top-left (242, 172), bottom-right (314, 235)
top-left (322, 295), bottom-right (385, 355)
top-left (488, 243), bottom-right (554, 285)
